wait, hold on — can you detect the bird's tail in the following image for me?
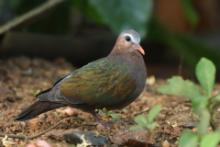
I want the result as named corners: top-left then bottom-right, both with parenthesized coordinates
top-left (15, 101), bottom-right (64, 121)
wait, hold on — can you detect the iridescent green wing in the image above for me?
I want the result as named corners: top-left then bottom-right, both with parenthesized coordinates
top-left (60, 58), bottom-right (136, 107)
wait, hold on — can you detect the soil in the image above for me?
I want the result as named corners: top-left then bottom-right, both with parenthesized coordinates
top-left (0, 57), bottom-right (200, 147)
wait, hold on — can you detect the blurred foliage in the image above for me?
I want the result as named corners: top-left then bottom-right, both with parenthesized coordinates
top-left (88, 0), bottom-right (153, 37)
top-left (0, 0), bottom-right (15, 23)
top-left (97, 108), bottom-right (121, 122)
top-left (13, 0), bottom-right (71, 33)
top-left (179, 131), bottom-right (198, 147)
top-left (159, 58), bottom-right (220, 147)
top-left (1, 0), bottom-right (153, 36)
top-left (181, 0), bottom-right (199, 27)
top-left (0, 0), bottom-right (220, 69)
top-left (148, 21), bottom-right (220, 68)
top-left (158, 58), bottom-right (220, 146)
top-left (130, 105), bottom-right (161, 131)
top-left (158, 76), bottom-right (202, 100)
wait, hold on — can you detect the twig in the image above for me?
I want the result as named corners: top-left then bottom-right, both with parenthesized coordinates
top-left (0, 0), bottom-right (66, 35)
top-left (132, 107), bottom-right (150, 117)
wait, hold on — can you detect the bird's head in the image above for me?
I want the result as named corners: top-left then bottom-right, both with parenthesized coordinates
top-left (111, 29), bottom-right (145, 55)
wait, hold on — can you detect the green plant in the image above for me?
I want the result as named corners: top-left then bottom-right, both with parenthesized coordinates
top-left (89, 0), bottom-right (153, 37)
top-left (158, 57), bottom-right (220, 147)
top-left (97, 108), bottom-right (121, 122)
top-left (130, 104), bottom-right (161, 131)
top-left (181, 0), bottom-right (199, 27)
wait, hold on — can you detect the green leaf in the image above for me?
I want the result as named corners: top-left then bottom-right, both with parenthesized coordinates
top-left (131, 105), bottom-right (161, 130)
top-left (148, 21), bottom-right (220, 70)
top-left (158, 76), bottom-right (208, 112)
top-left (158, 76), bottom-right (201, 100)
top-left (71, 0), bottom-right (104, 24)
top-left (130, 125), bottom-right (143, 131)
top-left (200, 132), bottom-right (220, 147)
top-left (196, 57), bottom-right (216, 97)
top-left (89, 0), bottom-right (153, 37)
top-left (146, 105), bottom-right (161, 123)
top-left (145, 122), bottom-right (158, 130)
top-left (134, 114), bottom-right (148, 128)
top-left (108, 111), bottom-right (121, 122)
top-left (181, 0), bottom-right (199, 27)
top-left (8, 0), bottom-right (21, 9)
top-left (191, 95), bottom-right (208, 112)
top-left (197, 109), bottom-right (210, 135)
top-left (178, 131), bottom-right (198, 147)
top-left (212, 94), bottom-right (220, 102)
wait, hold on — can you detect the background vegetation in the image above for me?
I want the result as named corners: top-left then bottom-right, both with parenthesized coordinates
top-left (0, 0), bottom-right (220, 76)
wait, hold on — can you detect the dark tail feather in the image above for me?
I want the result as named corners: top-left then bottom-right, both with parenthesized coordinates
top-left (15, 101), bottom-right (64, 121)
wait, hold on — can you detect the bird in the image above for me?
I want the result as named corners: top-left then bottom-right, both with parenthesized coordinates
top-left (16, 29), bottom-right (147, 121)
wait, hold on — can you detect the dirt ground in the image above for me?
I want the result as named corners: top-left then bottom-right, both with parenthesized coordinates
top-left (0, 57), bottom-right (199, 147)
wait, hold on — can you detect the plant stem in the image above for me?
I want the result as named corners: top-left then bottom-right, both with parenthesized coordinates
top-left (197, 109), bottom-right (210, 136)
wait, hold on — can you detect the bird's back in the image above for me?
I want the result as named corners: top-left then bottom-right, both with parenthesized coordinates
top-left (58, 52), bottom-right (146, 109)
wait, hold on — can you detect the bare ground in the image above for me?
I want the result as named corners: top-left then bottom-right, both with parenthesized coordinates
top-left (0, 57), bottom-right (201, 147)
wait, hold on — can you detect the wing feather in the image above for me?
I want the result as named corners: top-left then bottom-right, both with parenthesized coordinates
top-left (60, 58), bottom-right (136, 107)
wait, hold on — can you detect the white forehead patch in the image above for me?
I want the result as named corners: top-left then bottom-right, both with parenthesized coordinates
top-left (123, 33), bottom-right (140, 44)
top-left (120, 29), bottom-right (141, 44)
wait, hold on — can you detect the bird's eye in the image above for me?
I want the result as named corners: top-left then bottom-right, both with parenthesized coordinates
top-left (125, 35), bottom-right (131, 42)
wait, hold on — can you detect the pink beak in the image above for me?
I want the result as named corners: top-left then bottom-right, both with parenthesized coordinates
top-left (134, 44), bottom-right (145, 55)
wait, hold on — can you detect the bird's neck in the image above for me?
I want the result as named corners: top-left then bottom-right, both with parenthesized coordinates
top-left (108, 50), bottom-right (145, 75)
top-left (109, 46), bottom-right (123, 55)
top-left (108, 47), bottom-right (147, 88)
top-left (109, 46), bottom-right (142, 57)
top-left (109, 47), bottom-right (142, 59)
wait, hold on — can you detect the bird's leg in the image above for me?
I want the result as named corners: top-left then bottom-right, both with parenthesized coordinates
top-left (91, 109), bottom-right (111, 128)
top-left (91, 110), bottom-right (103, 123)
